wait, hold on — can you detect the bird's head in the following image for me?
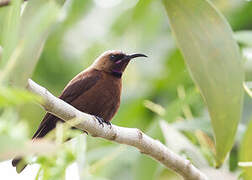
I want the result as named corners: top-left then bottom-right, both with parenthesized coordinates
top-left (92, 50), bottom-right (147, 77)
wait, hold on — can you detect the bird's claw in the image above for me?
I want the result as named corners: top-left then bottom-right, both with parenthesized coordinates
top-left (94, 116), bottom-right (112, 128)
top-left (104, 121), bottom-right (112, 129)
top-left (95, 116), bottom-right (104, 127)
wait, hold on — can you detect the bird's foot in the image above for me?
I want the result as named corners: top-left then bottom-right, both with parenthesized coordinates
top-left (104, 121), bottom-right (112, 129)
top-left (95, 116), bottom-right (104, 127)
top-left (94, 116), bottom-right (112, 128)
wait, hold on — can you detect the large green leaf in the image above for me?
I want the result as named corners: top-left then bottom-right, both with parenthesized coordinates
top-left (0, 0), bottom-right (60, 87)
top-left (240, 120), bottom-right (252, 180)
top-left (0, 0), bottom-right (22, 68)
top-left (163, 0), bottom-right (244, 166)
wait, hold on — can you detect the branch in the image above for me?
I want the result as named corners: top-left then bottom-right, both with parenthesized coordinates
top-left (27, 79), bottom-right (208, 180)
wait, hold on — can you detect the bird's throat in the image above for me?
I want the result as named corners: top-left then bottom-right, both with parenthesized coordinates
top-left (111, 70), bottom-right (122, 78)
top-left (110, 59), bottom-right (130, 78)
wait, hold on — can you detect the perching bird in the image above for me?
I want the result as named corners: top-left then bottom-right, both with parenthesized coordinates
top-left (12, 50), bottom-right (147, 173)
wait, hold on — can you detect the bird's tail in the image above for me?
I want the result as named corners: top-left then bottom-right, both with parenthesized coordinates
top-left (12, 157), bottom-right (27, 173)
top-left (12, 113), bottom-right (59, 173)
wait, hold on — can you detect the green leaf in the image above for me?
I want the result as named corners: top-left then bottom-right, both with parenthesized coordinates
top-left (234, 30), bottom-right (252, 47)
top-left (0, 0), bottom-right (60, 87)
top-left (0, 0), bottom-right (22, 68)
top-left (172, 118), bottom-right (212, 134)
top-left (160, 120), bottom-right (208, 167)
top-left (74, 135), bottom-right (87, 179)
top-left (163, 0), bottom-right (244, 166)
top-left (240, 120), bottom-right (252, 180)
top-left (164, 88), bottom-right (201, 122)
top-left (0, 109), bottom-right (27, 158)
top-left (63, 0), bottom-right (92, 28)
top-left (0, 87), bottom-right (42, 107)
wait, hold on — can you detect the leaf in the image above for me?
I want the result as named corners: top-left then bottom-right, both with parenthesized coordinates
top-left (201, 168), bottom-right (236, 180)
top-left (164, 88), bottom-right (201, 122)
top-left (234, 31), bottom-right (252, 47)
top-left (0, 109), bottom-right (57, 161)
top-left (172, 117), bottom-right (212, 134)
top-left (0, 0), bottom-right (60, 87)
top-left (87, 145), bottom-right (136, 179)
top-left (243, 82), bottom-right (252, 98)
top-left (73, 135), bottom-right (87, 179)
top-left (0, 0), bottom-right (22, 68)
top-left (163, 0), bottom-right (244, 166)
top-left (62, 0), bottom-right (92, 28)
top-left (0, 140), bottom-right (58, 162)
top-left (143, 100), bottom-right (166, 116)
top-left (0, 87), bottom-right (42, 107)
top-left (239, 120), bottom-right (252, 180)
top-left (160, 120), bottom-right (208, 167)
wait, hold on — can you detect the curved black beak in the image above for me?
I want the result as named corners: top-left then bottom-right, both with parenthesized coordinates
top-left (117, 53), bottom-right (147, 64)
top-left (129, 53), bottom-right (148, 59)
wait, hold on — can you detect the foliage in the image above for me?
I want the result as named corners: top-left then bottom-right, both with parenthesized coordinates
top-left (0, 0), bottom-right (252, 179)
top-left (163, 0), bottom-right (244, 166)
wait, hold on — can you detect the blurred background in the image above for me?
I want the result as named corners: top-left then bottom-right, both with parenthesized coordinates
top-left (1, 0), bottom-right (252, 179)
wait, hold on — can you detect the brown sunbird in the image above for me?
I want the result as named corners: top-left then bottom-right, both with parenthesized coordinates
top-left (12, 50), bottom-right (147, 173)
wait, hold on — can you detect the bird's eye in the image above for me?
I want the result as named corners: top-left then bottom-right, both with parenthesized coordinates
top-left (110, 55), bottom-right (116, 61)
top-left (110, 54), bottom-right (125, 61)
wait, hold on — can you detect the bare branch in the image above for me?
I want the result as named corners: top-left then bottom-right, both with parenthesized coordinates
top-left (27, 79), bottom-right (208, 180)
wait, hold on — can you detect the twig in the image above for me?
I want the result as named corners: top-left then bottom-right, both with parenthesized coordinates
top-left (27, 79), bottom-right (208, 180)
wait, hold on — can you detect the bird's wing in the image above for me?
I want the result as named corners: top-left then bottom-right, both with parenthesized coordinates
top-left (32, 70), bottom-right (102, 139)
top-left (12, 70), bottom-right (102, 171)
top-left (59, 70), bottom-right (101, 103)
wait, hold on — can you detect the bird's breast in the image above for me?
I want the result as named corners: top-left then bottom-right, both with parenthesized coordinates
top-left (72, 72), bottom-right (122, 122)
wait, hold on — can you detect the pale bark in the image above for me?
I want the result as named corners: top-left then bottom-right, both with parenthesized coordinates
top-left (27, 79), bottom-right (208, 180)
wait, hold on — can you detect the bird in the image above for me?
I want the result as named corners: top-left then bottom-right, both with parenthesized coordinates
top-left (12, 50), bottom-right (147, 173)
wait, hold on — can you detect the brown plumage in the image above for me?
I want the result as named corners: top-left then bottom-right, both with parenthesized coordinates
top-left (12, 50), bottom-right (147, 173)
